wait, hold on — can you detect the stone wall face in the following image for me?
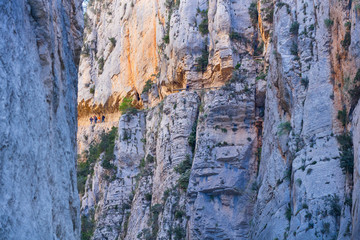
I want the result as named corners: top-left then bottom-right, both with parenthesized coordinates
top-left (0, 0), bottom-right (83, 239)
top-left (253, 1), bottom-right (360, 239)
top-left (81, 89), bottom-right (260, 239)
top-left (78, 0), bottom-right (360, 239)
top-left (77, 0), bottom-right (258, 119)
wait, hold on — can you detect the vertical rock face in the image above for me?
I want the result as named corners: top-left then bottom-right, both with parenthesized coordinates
top-left (80, 87), bottom-right (261, 239)
top-left (187, 86), bottom-right (258, 239)
top-left (77, 0), bottom-right (258, 120)
top-left (128, 92), bottom-right (200, 240)
top-left (78, 0), bottom-right (360, 239)
top-left (81, 113), bottom-right (145, 239)
top-left (253, 1), bottom-right (360, 239)
top-left (0, 0), bottom-right (83, 239)
top-left (352, 105), bottom-right (360, 238)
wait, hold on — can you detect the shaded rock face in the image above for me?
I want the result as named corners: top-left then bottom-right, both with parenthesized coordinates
top-left (81, 113), bottom-right (145, 239)
top-left (80, 88), bottom-right (260, 239)
top-left (0, 0), bottom-right (83, 239)
top-left (187, 87), bottom-right (258, 239)
top-left (78, 0), bottom-right (360, 239)
top-left (252, 1), bottom-right (360, 239)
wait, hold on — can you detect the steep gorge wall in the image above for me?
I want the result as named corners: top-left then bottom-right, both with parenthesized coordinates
top-left (77, 0), bottom-right (259, 121)
top-left (78, 0), bottom-right (360, 239)
top-left (80, 86), bottom-right (261, 239)
top-left (0, 0), bottom-right (83, 239)
top-left (253, 1), bottom-right (360, 239)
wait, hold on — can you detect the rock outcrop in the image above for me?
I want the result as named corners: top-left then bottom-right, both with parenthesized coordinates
top-left (253, 1), bottom-right (360, 239)
top-left (187, 86), bottom-right (259, 239)
top-left (77, 0), bottom-right (260, 120)
top-left (80, 87), bottom-right (261, 239)
top-left (78, 0), bottom-right (360, 239)
top-left (0, 0), bottom-right (83, 239)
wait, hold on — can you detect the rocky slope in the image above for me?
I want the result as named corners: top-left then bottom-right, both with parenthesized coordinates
top-left (0, 0), bottom-right (83, 239)
top-left (78, 0), bottom-right (360, 239)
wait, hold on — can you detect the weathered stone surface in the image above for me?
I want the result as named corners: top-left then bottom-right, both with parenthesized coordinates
top-left (252, 1), bottom-right (360, 239)
top-left (187, 84), bottom-right (258, 239)
top-left (80, 85), bottom-right (264, 239)
top-left (78, 0), bottom-right (360, 239)
top-left (77, 0), bottom-right (258, 120)
top-left (0, 0), bottom-right (83, 239)
top-left (352, 104), bottom-right (360, 239)
top-left (81, 112), bottom-right (145, 239)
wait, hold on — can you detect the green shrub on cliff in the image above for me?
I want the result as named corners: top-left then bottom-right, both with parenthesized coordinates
top-left (195, 47), bottom-right (209, 72)
top-left (142, 80), bottom-right (153, 94)
top-left (188, 121), bottom-right (197, 151)
top-left (354, 69), bottom-right (360, 82)
top-left (336, 133), bottom-right (354, 175)
top-left (178, 170), bottom-right (191, 190)
top-left (100, 127), bottom-right (118, 170)
top-left (278, 121), bottom-right (292, 135)
top-left (119, 97), bottom-right (137, 114)
top-left (175, 155), bottom-right (192, 191)
top-left (290, 21), bottom-right (300, 35)
top-left (109, 37), bottom-right (116, 47)
top-left (98, 57), bottom-right (104, 73)
top-left (248, 2), bottom-right (258, 25)
top-left (197, 9), bottom-right (209, 35)
top-left (324, 18), bottom-right (333, 29)
top-left (77, 127), bottom-right (118, 195)
top-left (175, 155), bottom-right (192, 174)
top-left (337, 108), bottom-right (347, 127)
top-left (81, 210), bottom-right (95, 240)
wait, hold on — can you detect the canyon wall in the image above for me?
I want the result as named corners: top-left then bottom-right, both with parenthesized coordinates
top-left (78, 0), bottom-right (360, 239)
top-left (79, 87), bottom-right (261, 239)
top-left (0, 0), bottom-right (83, 239)
top-left (77, 0), bottom-right (258, 121)
top-left (253, 1), bottom-right (360, 239)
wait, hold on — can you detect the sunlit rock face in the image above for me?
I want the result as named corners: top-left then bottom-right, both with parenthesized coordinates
top-left (78, 0), bottom-right (360, 239)
top-left (0, 0), bottom-right (83, 239)
top-left (77, 0), bottom-right (257, 121)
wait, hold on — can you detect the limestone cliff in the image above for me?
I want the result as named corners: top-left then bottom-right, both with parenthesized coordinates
top-left (253, 1), bottom-right (360, 239)
top-left (79, 88), bottom-right (261, 239)
top-left (78, 0), bottom-right (360, 239)
top-left (77, 0), bottom-right (259, 122)
top-left (0, 0), bottom-right (83, 239)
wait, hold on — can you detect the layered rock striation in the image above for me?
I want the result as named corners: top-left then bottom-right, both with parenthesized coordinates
top-left (78, 0), bottom-right (360, 239)
top-left (80, 87), bottom-right (261, 239)
top-left (253, 1), bottom-right (360, 239)
top-left (0, 0), bottom-right (83, 239)
top-left (77, 0), bottom-right (259, 120)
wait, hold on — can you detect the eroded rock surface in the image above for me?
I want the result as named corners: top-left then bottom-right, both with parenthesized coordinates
top-left (78, 0), bottom-right (360, 239)
top-left (77, 0), bottom-right (259, 119)
top-left (0, 0), bottom-right (83, 239)
top-left (253, 1), bottom-right (360, 239)
top-left (81, 113), bottom-right (145, 239)
top-left (187, 86), bottom-right (258, 239)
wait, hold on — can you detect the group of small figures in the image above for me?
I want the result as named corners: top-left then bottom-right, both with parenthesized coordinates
top-left (90, 115), bottom-right (105, 124)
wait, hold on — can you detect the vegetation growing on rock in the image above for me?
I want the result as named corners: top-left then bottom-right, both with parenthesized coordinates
top-left (119, 97), bottom-right (137, 114)
top-left (77, 127), bottom-right (118, 195)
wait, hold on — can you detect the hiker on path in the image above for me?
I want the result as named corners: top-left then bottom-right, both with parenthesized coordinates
top-left (94, 116), bottom-right (98, 124)
top-left (90, 117), bottom-right (93, 124)
top-left (102, 115), bottom-right (105, 122)
top-left (186, 83), bottom-right (190, 91)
